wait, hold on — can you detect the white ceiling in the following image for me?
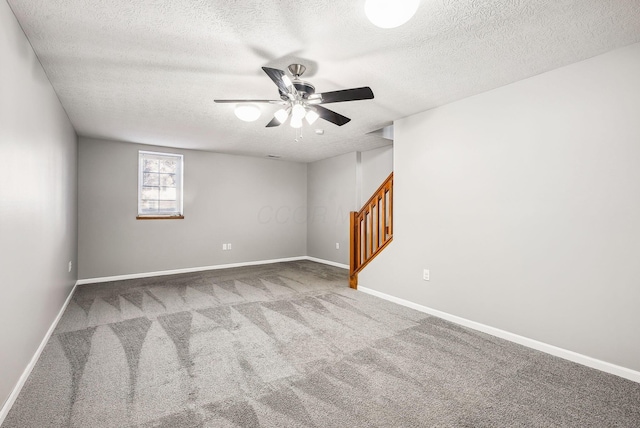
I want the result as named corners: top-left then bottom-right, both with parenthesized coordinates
top-left (7, 0), bottom-right (640, 162)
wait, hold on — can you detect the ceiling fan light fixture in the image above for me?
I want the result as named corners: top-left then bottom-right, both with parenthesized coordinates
top-left (290, 117), bottom-right (303, 128)
top-left (291, 104), bottom-right (306, 120)
top-left (305, 109), bottom-right (320, 125)
top-left (274, 108), bottom-right (289, 124)
top-left (234, 104), bottom-right (261, 122)
top-left (216, 64), bottom-right (375, 128)
top-left (365, 0), bottom-right (420, 29)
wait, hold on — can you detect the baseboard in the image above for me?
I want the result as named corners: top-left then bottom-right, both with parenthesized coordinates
top-left (305, 257), bottom-right (349, 270)
top-left (0, 281), bottom-right (79, 425)
top-left (76, 256), bottom-right (312, 285)
top-left (358, 286), bottom-right (640, 384)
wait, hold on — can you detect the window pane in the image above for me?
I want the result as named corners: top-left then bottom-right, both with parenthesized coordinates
top-left (158, 201), bottom-right (177, 212)
top-left (140, 200), bottom-right (159, 213)
top-left (143, 159), bottom-right (159, 173)
top-left (159, 159), bottom-right (176, 173)
top-left (141, 187), bottom-right (159, 201)
top-left (159, 187), bottom-right (176, 200)
top-left (159, 173), bottom-right (176, 187)
top-left (143, 172), bottom-right (159, 186)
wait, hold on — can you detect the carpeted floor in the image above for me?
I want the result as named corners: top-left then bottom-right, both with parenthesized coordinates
top-left (3, 260), bottom-right (640, 427)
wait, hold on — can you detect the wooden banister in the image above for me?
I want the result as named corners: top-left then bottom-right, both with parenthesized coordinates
top-left (349, 172), bottom-right (393, 288)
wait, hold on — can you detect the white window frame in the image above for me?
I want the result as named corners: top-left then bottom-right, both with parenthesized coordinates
top-left (137, 150), bottom-right (184, 219)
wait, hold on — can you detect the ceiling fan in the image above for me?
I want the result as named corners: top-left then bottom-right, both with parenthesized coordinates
top-left (214, 64), bottom-right (374, 128)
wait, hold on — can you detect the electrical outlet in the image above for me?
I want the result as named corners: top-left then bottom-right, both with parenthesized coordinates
top-left (68, 261), bottom-right (72, 273)
top-left (223, 244), bottom-right (227, 250)
top-left (228, 243), bottom-right (232, 250)
top-left (335, 243), bottom-right (339, 250)
top-left (423, 269), bottom-right (430, 281)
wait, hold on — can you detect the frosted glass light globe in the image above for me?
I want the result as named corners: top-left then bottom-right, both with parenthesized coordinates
top-left (365, 0), bottom-right (420, 29)
top-left (234, 104), bottom-right (261, 122)
top-left (305, 109), bottom-right (320, 125)
top-left (274, 108), bottom-right (289, 123)
top-left (290, 117), bottom-right (303, 128)
top-left (291, 104), bottom-right (306, 120)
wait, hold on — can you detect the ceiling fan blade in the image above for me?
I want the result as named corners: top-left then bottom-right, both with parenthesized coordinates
top-left (261, 67), bottom-right (290, 94)
top-left (315, 87), bottom-right (374, 104)
top-left (213, 99), bottom-right (285, 104)
top-left (315, 105), bottom-right (351, 126)
top-left (265, 116), bottom-right (282, 128)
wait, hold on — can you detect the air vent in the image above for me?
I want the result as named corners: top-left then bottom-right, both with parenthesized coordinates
top-left (266, 154), bottom-right (281, 159)
top-left (368, 124), bottom-right (394, 141)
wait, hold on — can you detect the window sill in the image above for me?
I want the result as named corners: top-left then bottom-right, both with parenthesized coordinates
top-left (136, 215), bottom-right (184, 220)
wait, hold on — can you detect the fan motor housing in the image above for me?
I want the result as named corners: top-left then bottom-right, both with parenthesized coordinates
top-left (279, 81), bottom-right (315, 100)
top-left (294, 81), bottom-right (315, 98)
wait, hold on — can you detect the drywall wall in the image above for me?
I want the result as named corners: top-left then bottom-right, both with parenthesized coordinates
top-left (360, 145), bottom-right (393, 205)
top-left (359, 42), bottom-right (640, 372)
top-left (307, 147), bottom-right (393, 265)
top-left (0, 1), bottom-right (78, 410)
top-left (78, 138), bottom-right (307, 279)
top-left (307, 152), bottom-right (358, 265)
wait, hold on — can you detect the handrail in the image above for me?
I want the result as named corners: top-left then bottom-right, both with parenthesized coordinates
top-left (349, 172), bottom-right (393, 288)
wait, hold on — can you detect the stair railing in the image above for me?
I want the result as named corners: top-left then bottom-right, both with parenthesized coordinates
top-left (349, 172), bottom-right (393, 288)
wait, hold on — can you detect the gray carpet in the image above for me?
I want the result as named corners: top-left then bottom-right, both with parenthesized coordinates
top-left (3, 260), bottom-right (640, 427)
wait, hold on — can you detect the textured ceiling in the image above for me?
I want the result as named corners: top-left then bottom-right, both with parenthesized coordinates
top-left (7, 0), bottom-right (640, 162)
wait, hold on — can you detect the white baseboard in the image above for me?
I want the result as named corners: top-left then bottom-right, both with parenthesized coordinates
top-left (75, 256), bottom-right (347, 285)
top-left (76, 256), bottom-right (315, 285)
top-left (305, 257), bottom-right (349, 270)
top-left (0, 281), bottom-right (79, 425)
top-left (359, 286), bottom-right (640, 384)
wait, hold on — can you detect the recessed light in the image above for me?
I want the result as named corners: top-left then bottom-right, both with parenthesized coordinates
top-left (315, 129), bottom-right (324, 135)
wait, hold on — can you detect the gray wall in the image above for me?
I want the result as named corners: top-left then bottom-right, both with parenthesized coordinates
top-left (359, 42), bottom-right (640, 372)
top-left (80, 139), bottom-right (390, 276)
top-left (307, 152), bottom-right (357, 265)
top-left (360, 145), bottom-right (393, 206)
top-left (0, 1), bottom-right (78, 408)
top-left (78, 138), bottom-right (307, 279)
top-left (307, 148), bottom-right (393, 265)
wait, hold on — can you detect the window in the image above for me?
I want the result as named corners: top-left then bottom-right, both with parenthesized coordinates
top-left (137, 151), bottom-right (184, 219)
